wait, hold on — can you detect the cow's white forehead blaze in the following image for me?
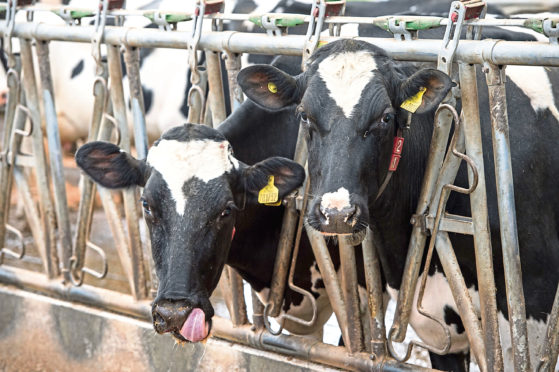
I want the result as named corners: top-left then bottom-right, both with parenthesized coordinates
top-left (317, 51), bottom-right (378, 118)
top-left (146, 139), bottom-right (237, 215)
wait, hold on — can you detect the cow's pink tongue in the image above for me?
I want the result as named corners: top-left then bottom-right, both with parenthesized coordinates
top-left (179, 308), bottom-right (210, 342)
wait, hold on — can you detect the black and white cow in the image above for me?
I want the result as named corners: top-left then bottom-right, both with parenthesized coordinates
top-left (238, 38), bottom-right (559, 371)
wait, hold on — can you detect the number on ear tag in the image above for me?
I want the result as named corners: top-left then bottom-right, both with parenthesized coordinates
top-left (258, 176), bottom-right (281, 206)
top-left (268, 82), bottom-right (278, 94)
top-left (400, 87), bottom-right (427, 113)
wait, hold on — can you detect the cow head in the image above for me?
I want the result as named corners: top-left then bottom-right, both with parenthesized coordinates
top-left (238, 39), bottom-right (452, 241)
top-left (75, 123), bottom-right (304, 343)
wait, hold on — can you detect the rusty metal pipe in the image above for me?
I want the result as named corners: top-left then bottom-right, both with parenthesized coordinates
top-left (459, 61), bottom-right (503, 372)
top-left (19, 38), bottom-right (59, 279)
top-left (223, 265), bottom-right (248, 326)
top-left (267, 124), bottom-right (308, 318)
top-left (339, 236), bottom-right (364, 353)
top-left (107, 44), bottom-right (148, 300)
top-left (305, 226), bottom-right (350, 345)
top-left (361, 228), bottom-right (387, 358)
top-left (35, 40), bottom-right (73, 284)
top-left (484, 63), bottom-right (531, 372)
top-left (537, 283), bottom-right (559, 372)
top-left (435, 232), bottom-right (487, 371)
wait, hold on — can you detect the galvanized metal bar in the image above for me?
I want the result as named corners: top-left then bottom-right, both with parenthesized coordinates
top-left (35, 39), bottom-right (72, 284)
top-left (107, 44), bottom-right (148, 300)
top-left (205, 50), bottom-right (227, 125)
top-left (459, 61), bottom-right (504, 372)
top-left (361, 228), bottom-right (387, 359)
top-left (267, 124), bottom-right (307, 318)
top-left (72, 68), bottom-right (108, 281)
top-left (5, 23), bottom-right (559, 66)
top-left (19, 37), bottom-right (59, 279)
top-left (537, 283), bottom-right (559, 372)
top-left (484, 63), bottom-right (530, 372)
top-left (435, 232), bottom-right (487, 372)
top-left (304, 226), bottom-right (350, 346)
top-left (251, 289), bottom-right (265, 331)
top-left (339, 236), bottom-right (364, 353)
top-left (224, 52), bottom-right (243, 111)
top-left (0, 264), bottom-right (441, 372)
top-left (0, 59), bottom-right (21, 252)
top-left (123, 45), bottom-right (148, 160)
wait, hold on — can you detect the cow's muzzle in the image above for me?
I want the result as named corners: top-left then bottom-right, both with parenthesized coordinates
top-left (152, 300), bottom-right (212, 343)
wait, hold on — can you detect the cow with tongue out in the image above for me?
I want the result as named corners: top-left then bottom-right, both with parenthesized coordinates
top-left (75, 122), bottom-right (306, 343)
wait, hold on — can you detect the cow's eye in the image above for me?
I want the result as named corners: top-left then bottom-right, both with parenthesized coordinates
top-left (381, 112), bottom-right (393, 123)
top-left (141, 199), bottom-right (151, 215)
top-left (221, 206), bottom-right (232, 218)
top-left (300, 111), bottom-right (309, 124)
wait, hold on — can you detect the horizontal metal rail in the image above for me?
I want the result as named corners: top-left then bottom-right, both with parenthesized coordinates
top-left (2, 22), bottom-right (559, 66)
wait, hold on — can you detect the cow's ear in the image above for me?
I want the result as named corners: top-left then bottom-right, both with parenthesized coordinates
top-left (237, 65), bottom-right (302, 111)
top-left (242, 157), bottom-right (305, 202)
top-left (75, 141), bottom-right (149, 188)
top-left (398, 69), bottom-right (454, 114)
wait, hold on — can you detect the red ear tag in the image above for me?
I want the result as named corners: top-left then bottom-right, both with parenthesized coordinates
top-left (231, 227), bottom-right (236, 241)
top-left (389, 136), bottom-right (405, 172)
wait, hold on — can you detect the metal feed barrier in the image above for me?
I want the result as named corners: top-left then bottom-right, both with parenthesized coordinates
top-left (0, 0), bottom-right (558, 371)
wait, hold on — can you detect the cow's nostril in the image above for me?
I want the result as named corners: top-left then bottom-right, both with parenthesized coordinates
top-left (153, 310), bottom-right (167, 333)
top-left (344, 205), bottom-right (357, 221)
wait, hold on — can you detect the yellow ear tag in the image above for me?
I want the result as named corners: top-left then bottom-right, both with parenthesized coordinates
top-left (268, 82), bottom-right (278, 94)
top-left (400, 87), bottom-right (427, 113)
top-left (258, 175), bottom-right (281, 206)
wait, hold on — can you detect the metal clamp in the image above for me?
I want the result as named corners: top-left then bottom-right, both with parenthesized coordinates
top-left (543, 19), bottom-right (559, 45)
top-left (152, 11), bottom-right (175, 32)
top-left (3, 0), bottom-right (18, 69)
top-left (261, 15), bottom-right (283, 37)
top-left (438, 1), bottom-right (467, 76)
top-left (389, 18), bottom-right (416, 41)
top-left (91, 0), bottom-right (109, 76)
top-left (302, 0), bottom-right (327, 69)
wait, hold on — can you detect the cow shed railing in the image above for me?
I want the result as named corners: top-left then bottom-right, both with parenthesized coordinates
top-left (0, 0), bottom-right (559, 371)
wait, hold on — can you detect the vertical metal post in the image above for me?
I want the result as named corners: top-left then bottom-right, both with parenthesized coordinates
top-left (35, 39), bottom-right (73, 284)
top-left (107, 44), bottom-right (148, 300)
top-left (485, 63), bottom-right (530, 372)
top-left (205, 51), bottom-right (227, 126)
top-left (339, 236), bottom-right (364, 353)
top-left (361, 228), bottom-right (387, 358)
top-left (537, 283), bottom-right (559, 372)
top-left (435, 232), bottom-right (487, 372)
top-left (251, 289), bottom-right (265, 331)
top-left (267, 124), bottom-right (307, 317)
top-left (224, 52), bottom-right (244, 110)
top-left (123, 45), bottom-right (148, 160)
top-left (0, 58), bottom-right (21, 250)
top-left (19, 38), bottom-right (59, 278)
top-left (223, 266), bottom-right (248, 326)
top-left (459, 62), bottom-right (504, 372)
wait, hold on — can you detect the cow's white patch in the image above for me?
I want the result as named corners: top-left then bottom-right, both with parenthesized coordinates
top-left (506, 65), bottom-right (559, 122)
top-left (146, 139), bottom-right (235, 215)
top-left (318, 51), bottom-right (377, 118)
top-left (320, 187), bottom-right (351, 215)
